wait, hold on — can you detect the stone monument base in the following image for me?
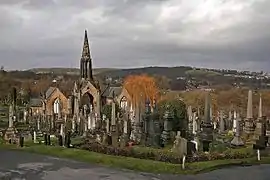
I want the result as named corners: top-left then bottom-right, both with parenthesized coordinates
top-left (4, 127), bottom-right (18, 144)
top-left (230, 136), bottom-right (244, 147)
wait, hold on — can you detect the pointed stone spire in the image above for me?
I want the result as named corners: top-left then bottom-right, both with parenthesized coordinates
top-left (246, 90), bottom-right (253, 119)
top-left (258, 94), bottom-right (262, 118)
top-left (80, 30), bottom-right (93, 80)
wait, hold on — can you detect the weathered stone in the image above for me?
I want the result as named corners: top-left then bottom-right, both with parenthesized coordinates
top-left (231, 114), bottom-right (244, 147)
top-left (200, 93), bottom-right (213, 152)
top-left (172, 131), bottom-right (187, 158)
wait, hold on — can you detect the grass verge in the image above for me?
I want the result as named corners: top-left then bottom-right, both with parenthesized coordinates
top-left (0, 144), bottom-right (269, 175)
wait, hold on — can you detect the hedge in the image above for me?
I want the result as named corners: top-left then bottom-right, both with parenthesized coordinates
top-left (76, 141), bottom-right (257, 164)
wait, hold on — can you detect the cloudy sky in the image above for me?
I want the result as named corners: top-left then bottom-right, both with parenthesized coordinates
top-left (0, 0), bottom-right (270, 71)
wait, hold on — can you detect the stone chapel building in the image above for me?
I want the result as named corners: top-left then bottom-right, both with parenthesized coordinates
top-left (29, 30), bottom-right (133, 118)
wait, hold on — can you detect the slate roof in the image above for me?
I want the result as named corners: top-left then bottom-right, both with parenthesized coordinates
top-left (29, 98), bottom-right (42, 107)
top-left (45, 87), bottom-right (57, 99)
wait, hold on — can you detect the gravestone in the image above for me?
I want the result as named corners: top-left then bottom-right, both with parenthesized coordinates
top-left (187, 141), bottom-right (196, 156)
top-left (44, 133), bottom-right (48, 145)
top-left (161, 108), bottom-right (173, 146)
top-left (172, 131), bottom-right (187, 158)
top-left (19, 135), bottom-right (24, 147)
top-left (58, 135), bottom-right (63, 146)
top-left (253, 116), bottom-right (266, 150)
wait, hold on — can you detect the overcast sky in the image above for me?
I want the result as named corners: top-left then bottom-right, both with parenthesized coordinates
top-left (0, 0), bottom-right (270, 71)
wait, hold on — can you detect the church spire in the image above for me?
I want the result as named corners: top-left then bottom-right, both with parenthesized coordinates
top-left (80, 30), bottom-right (93, 80)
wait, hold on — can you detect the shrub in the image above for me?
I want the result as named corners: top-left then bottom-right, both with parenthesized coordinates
top-left (77, 141), bottom-right (258, 164)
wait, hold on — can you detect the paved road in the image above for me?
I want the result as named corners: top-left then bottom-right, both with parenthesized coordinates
top-left (0, 150), bottom-right (269, 180)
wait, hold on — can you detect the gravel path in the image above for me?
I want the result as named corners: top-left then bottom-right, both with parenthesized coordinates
top-left (0, 150), bottom-right (269, 180)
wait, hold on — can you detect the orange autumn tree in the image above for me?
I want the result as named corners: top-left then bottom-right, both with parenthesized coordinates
top-left (123, 74), bottom-right (159, 107)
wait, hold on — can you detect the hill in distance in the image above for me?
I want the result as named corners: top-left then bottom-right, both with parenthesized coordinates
top-left (28, 67), bottom-right (120, 75)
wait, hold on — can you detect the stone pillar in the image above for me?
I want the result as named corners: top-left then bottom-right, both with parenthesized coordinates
top-left (88, 115), bottom-right (91, 130)
top-left (161, 108), bottom-right (173, 146)
top-left (111, 101), bottom-right (118, 147)
top-left (200, 93), bottom-right (213, 152)
top-left (231, 113), bottom-right (244, 147)
top-left (72, 118), bottom-right (75, 131)
top-left (33, 131), bottom-right (37, 143)
top-left (258, 94), bottom-right (263, 119)
top-left (232, 111), bottom-right (236, 133)
top-left (37, 118), bottom-right (40, 131)
top-left (219, 110), bottom-right (225, 133)
top-left (187, 106), bottom-right (193, 133)
top-left (8, 105), bottom-right (13, 128)
top-left (60, 124), bottom-right (64, 136)
top-left (192, 112), bottom-right (197, 135)
top-left (106, 118), bottom-right (110, 133)
top-left (244, 90), bottom-right (255, 136)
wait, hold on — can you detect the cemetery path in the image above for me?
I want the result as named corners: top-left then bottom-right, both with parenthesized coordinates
top-left (0, 150), bottom-right (269, 180)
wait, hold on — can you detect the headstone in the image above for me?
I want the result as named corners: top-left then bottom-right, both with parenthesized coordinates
top-left (187, 141), bottom-right (196, 155)
top-left (58, 135), bottom-right (63, 146)
top-left (253, 116), bottom-right (266, 150)
top-left (66, 131), bottom-right (71, 148)
top-left (44, 133), bottom-right (48, 145)
top-left (172, 131), bottom-right (187, 157)
top-left (47, 134), bottom-right (51, 145)
top-left (33, 131), bottom-right (37, 143)
top-left (19, 135), bottom-right (24, 147)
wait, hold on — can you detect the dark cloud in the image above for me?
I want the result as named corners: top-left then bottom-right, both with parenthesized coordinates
top-left (0, 0), bottom-right (270, 71)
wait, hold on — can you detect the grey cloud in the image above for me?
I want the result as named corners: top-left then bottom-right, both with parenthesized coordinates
top-left (0, 0), bottom-right (270, 71)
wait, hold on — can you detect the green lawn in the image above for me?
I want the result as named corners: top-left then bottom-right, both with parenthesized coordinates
top-left (0, 143), bottom-right (269, 175)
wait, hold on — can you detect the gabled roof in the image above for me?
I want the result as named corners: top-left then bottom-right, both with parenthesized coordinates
top-left (45, 87), bottom-right (57, 99)
top-left (29, 98), bottom-right (42, 107)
